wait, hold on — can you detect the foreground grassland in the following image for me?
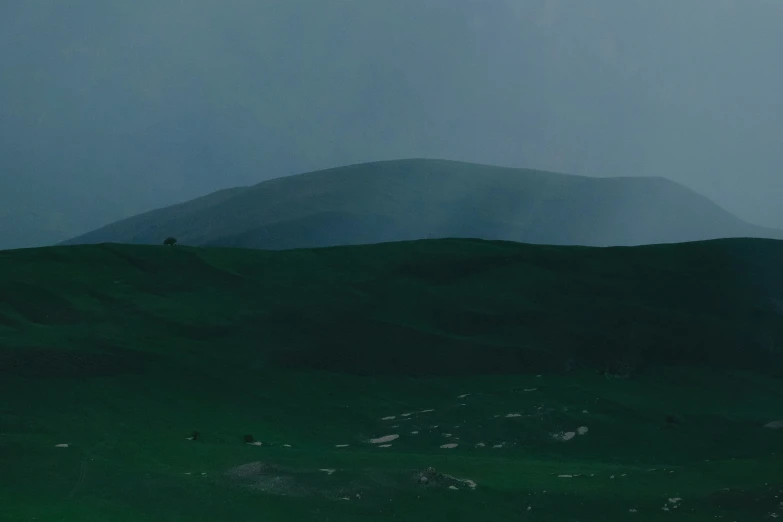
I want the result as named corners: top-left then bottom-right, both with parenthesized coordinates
top-left (1, 239), bottom-right (782, 521)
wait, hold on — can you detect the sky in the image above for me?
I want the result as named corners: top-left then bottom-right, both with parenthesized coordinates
top-left (1, 0), bottom-right (782, 249)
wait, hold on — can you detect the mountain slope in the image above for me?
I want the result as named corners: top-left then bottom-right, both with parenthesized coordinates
top-left (63, 159), bottom-right (783, 249)
top-left (7, 238), bottom-right (783, 376)
top-left (2, 239), bottom-right (783, 521)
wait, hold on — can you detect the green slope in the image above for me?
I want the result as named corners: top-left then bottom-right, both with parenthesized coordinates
top-left (62, 160), bottom-right (783, 250)
top-left (1, 239), bottom-right (782, 521)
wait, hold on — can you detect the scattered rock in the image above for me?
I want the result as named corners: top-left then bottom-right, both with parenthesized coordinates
top-left (552, 431), bottom-right (577, 442)
top-left (577, 426), bottom-right (589, 435)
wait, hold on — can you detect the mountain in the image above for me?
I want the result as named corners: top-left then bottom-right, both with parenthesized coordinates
top-left (1, 239), bottom-right (782, 520)
top-left (62, 159), bottom-right (783, 249)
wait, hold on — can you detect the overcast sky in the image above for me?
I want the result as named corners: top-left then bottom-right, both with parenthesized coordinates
top-left (1, 0), bottom-right (782, 248)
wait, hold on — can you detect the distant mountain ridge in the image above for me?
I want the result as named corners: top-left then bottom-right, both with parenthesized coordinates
top-left (62, 159), bottom-right (783, 249)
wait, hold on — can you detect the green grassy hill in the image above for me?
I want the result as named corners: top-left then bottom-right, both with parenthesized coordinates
top-left (1, 239), bottom-right (782, 521)
top-left (62, 160), bottom-right (783, 250)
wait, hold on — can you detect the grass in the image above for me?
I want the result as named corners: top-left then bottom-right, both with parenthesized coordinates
top-left (1, 238), bottom-right (782, 521)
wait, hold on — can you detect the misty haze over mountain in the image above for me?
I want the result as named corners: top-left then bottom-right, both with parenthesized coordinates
top-left (63, 159), bottom-right (783, 249)
top-left (2, 1), bottom-right (783, 249)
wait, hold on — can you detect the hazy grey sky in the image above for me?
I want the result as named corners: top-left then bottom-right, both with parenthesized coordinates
top-left (1, 0), bottom-right (782, 248)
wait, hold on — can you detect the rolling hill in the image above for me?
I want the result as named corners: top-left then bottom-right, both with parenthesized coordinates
top-left (2, 239), bottom-right (783, 521)
top-left (62, 160), bottom-right (783, 250)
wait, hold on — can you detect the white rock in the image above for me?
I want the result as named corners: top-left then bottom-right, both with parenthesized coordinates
top-left (369, 434), bottom-right (399, 444)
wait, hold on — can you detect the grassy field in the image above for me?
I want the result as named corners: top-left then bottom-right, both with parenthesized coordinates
top-left (1, 239), bottom-right (782, 521)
